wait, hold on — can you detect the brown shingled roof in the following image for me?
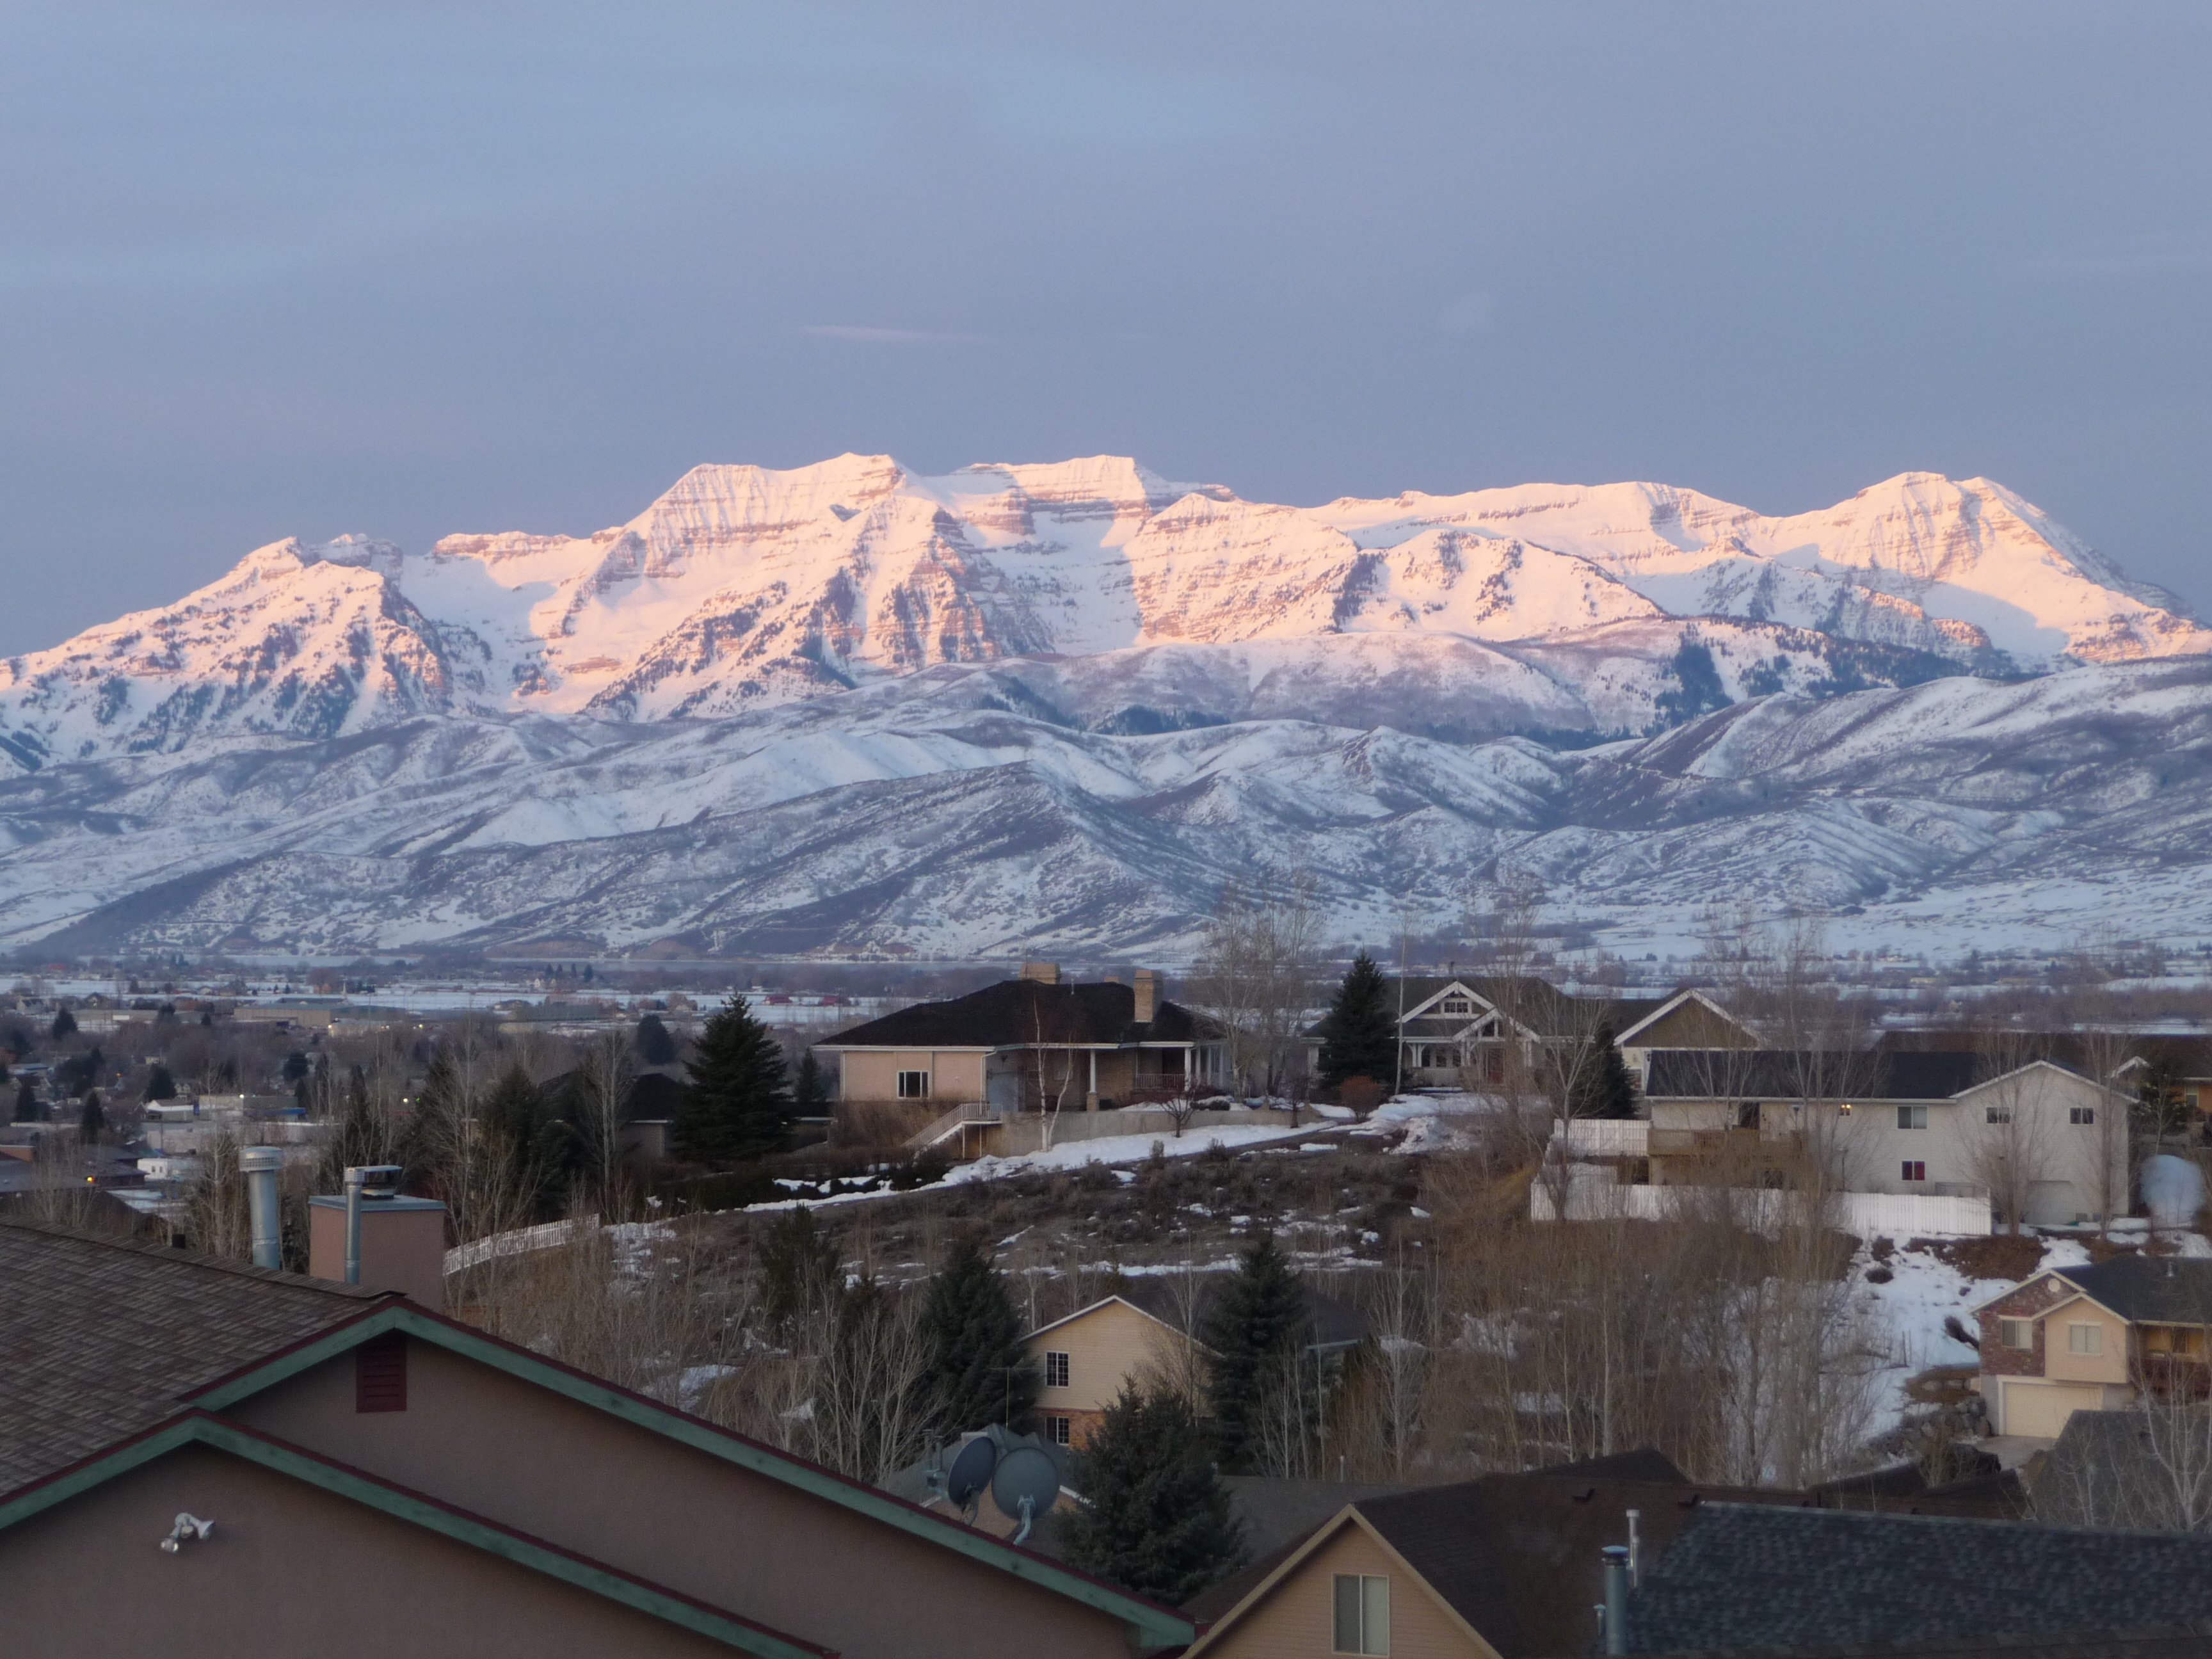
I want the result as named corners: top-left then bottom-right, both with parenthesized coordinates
top-left (0, 1220), bottom-right (384, 1495)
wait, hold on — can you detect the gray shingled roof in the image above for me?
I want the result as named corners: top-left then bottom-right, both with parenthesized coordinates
top-left (1628, 1504), bottom-right (2212, 1653)
top-left (0, 1221), bottom-right (383, 1495)
top-left (1644, 1050), bottom-right (1987, 1101)
top-left (1651, 1624), bottom-right (2212, 1659)
top-left (1110, 1276), bottom-right (1372, 1351)
top-left (2052, 1255), bottom-right (2212, 1324)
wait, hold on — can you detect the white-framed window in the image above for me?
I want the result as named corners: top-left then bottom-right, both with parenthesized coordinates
top-left (2068, 1322), bottom-right (2102, 1356)
top-left (2000, 1318), bottom-right (2033, 1350)
top-left (1044, 1350), bottom-right (1070, 1389)
top-left (896, 1070), bottom-right (930, 1099)
top-left (1897, 1105), bottom-right (1928, 1130)
top-left (1043, 1413), bottom-right (1072, 1446)
top-left (1439, 997), bottom-right (1472, 1016)
top-left (1985, 1105), bottom-right (2012, 1124)
top-left (2071, 1106), bottom-right (2097, 1126)
top-left (1333, 1574), bottom-right (1390, 1655)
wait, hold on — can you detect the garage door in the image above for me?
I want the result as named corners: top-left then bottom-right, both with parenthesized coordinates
top-left (2003, 1380), bottom-right (2103, 1438)
top-left (2026, 1180), bottom-right (2079, 1226)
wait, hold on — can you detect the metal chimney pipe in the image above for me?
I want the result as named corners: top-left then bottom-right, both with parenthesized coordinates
top-left (343, 1166), bottom-right (366, 1285)
top-left (1603, 1545), bottom-right (1630, 1656)
top-left (239, 1146), bottom-right (282, 1271)
top-left (1626, 1509), bottom-right (1642, 1585)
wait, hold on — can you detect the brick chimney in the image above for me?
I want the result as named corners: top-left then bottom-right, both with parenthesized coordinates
top-left (1020, 962), bottom-right (1061, 985)
top-left (1134, 968), bottom-right (1160, 1024)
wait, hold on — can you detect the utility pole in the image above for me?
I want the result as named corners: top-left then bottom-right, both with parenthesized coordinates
top-left (1393, 908), bottom-right (1408, 1101)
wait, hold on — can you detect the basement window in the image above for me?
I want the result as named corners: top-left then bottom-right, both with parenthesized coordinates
top-left (1044, 1350), bottom-right (1071, 1388)
top-left (355, 1333), bottom-right (407, 1413)
top-left (896, 1070), bottom-right (930, 1100)
top-left (1044, 1414), bottom-right (1072, 1446)
top-left (1334, 1574), bottom-right (1390, 1656)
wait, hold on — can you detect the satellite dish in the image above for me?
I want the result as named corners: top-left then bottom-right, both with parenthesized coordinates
top-left (945, 1436), bottom-right (998, 1512)
top-left (991, 1445), bottom-right (1063, 1545)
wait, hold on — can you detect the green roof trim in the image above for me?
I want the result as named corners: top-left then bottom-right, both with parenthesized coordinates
top-left (0, 1414), bottom-right (830, 1658)
top-left (189, 1304), bottom-right (1194, 1649)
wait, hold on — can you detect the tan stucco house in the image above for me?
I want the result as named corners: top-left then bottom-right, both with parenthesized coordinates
top-left (1973, 1253), bottom-right (2212, 1439)
top-left (819, 964), bottom-right (1228, 1114)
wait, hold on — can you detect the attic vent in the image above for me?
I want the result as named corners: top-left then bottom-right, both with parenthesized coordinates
top-left (355, 1333), bottom-right (408, 1413)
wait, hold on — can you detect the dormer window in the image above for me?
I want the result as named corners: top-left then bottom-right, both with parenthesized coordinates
top-left (1439, 997), bottom-right (1472, 1016)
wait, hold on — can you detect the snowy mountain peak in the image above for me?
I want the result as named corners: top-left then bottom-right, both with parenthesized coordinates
top-left (3, 458), bottom-right (2205, 768)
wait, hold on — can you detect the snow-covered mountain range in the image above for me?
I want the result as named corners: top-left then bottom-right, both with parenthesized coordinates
top-left (3, 458), bottom-right (2208, 960)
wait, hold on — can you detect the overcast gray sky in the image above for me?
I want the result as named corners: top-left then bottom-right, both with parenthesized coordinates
top-left (3, 1), bottom-right (2208, 654)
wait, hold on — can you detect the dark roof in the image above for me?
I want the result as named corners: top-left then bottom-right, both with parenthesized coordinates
top-left (1386, 976), bottom-right (1671, 1040)
top-left (0, 1220), bottom-right (383, 1495)
top-left (1808, 1454), bottom-right (2026, 1519)
top-left (1217, 1476), bottom-right (1419, 1560)
top-left (1649, 1624), bottom-right (2212, 1659)
top-left (824, 977), bottom-right (1221, 1049)
top-left (1110, 1276), bottom-right (1372, 1350)
top-left (1644, 1050), bottom-right (1991, 1102)
top-left (2051, 1254), bottom-right (2212, 1324)
top-left (2037, 1409), bottom-right (2211, 1531)
top-left (1628, 1505), bottom-right (2212, 1653)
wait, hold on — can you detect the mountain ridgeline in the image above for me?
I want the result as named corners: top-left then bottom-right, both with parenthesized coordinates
top-left (2, 456), bottom-right (2208, 959)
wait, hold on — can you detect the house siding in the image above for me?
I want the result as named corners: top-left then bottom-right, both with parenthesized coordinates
top-left (1196, 1521), bottom-right (1493, 1659)
top-left (1978, 1278), bottom-right (2067, 1378)
top-left (1029, 1301), bottom-right (1194, 1418)
top-left (227, 1336), bottom-right (1149, 1659)
top-left (838, 1050), bottom-right (989, 1104)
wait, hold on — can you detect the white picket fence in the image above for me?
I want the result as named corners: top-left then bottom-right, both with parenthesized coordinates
top-left (444, 1214), bottom-right (598, 1277)
top-left (1530, 1173), bottom-right (1990, 1237)
top-left (1550, 1118), bottom-right (1649, 1157)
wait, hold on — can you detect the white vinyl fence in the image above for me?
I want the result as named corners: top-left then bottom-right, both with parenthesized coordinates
top-left (1530, 1173), bottom-right (1990, 1237)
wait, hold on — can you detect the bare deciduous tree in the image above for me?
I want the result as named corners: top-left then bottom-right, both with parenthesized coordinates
top-left (1189, 872), bottom-right (1320, 1101)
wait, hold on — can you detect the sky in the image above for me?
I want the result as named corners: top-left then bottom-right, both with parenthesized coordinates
top-left (3, 1), bottom-right (2209, 654)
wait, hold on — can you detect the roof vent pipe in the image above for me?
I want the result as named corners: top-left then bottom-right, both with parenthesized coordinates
top-left (1626, 1509), bottom-right (1641, 1585)
top-left (1602, 1544), bottom-right (1630, 1656)
top-left (344, 1166), bottom-right (365, 1285)
top-left (239, 1146), bottom-right (282, 1271)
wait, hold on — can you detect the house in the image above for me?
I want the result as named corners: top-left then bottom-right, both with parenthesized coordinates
top-left (1382, 979), bottom-right (1758, 1092)
top-left (1642, 1052), bottom-right (2127, 1224)
top-left (1621, 1502), bottom-right (2212, 1653)
top-left (818, 963), bottom-right (1228, 1113)
top-left (0, 1221), bottom-right (1194, 1658)
top-left (1025, 1279), bottom-right (1370, 1448)
top-left (1971, 1254), bottom-right (2212, 1439)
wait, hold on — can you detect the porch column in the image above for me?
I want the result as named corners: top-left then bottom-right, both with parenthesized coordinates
top-left (1087, 1048), bottom-right (1098, 1110)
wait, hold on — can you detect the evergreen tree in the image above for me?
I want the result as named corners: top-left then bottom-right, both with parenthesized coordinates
top-left (1567, 1023), bottom-right (1638, 1119)
top-left (50, 1007), bottom-right (77, 1041)
top-left (55, 1045), bottom-right (104, 1098)
top-left (921, 1231), bottom-right (1039, 1432)
top-left (483, 1062), bottom-right (570, 1220)
top-left (1199, 1231), bottom-right (1315, 1471)
top-left (671, 996), bottom-right (791, 1164)
top-left (13, 1078), bottom-right (39, 1122)
top-left (634, 1013), bottom-right (678, 1066)
top-left (143, 1062), bottom-right (177, 1102)
top-left (77, 1090), bottom-right (105, 1145)
top-left (793, 1050), bottom-right (831, 1116)
top-left (1315, 951), bottom-right (1398, 1093)
top-left (758, 1205), bottom-right (840, 1328)
top-left (1064, 1383), bottom-right (1244, 1601)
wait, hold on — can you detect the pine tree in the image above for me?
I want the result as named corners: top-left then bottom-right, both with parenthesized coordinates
top-left (1567, 1023), bottom-right (1638, 1119)
top-left (142, 1062), bottom-right (177, 1102)
top-left (1064, 1383), bottom-right (1244, 1601)
top-left (672, 996), bottom-right (791, 1164)
top-left (483, 1062), bottom-right (565, 1220)
top-left (921, 1231), bottom-right (1038, 1432)
top-left (634, 1013), bottom-right (678, 1066)
top-left (759, 1205), bottom-right (840, 1328)
top-left (1315, 951), bottom-right (1399, 1093)
top-left (78, 1090), bottom-right (106, 1145)
top-left (50, 1007), bottom-right (77, 1041)
top-left (793, 1050), bottom-right (831, 1116)
top-left (13, 1078), bottom-right (39, 1122)
top-left (1200, 1231), bottom-right (1315, 1471)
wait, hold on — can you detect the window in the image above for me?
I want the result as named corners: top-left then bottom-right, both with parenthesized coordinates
top-left (2071, 1106), bottom-right (2097, 1126)
top-left (1897, 1105), bottom-right (1928, 1130)
top-left (2068, 1322), bottom-right (2103, 1356)
top-left (2000, 1318), bottom-right (2033, 1350)
top-left (1439, 997), bottom-right (1472, 1016)
top-left (895, 1070), bottom-right (930, 1099)
top-left (1985, 1105), bottom-right (2012, 1124)
top-left (1043, 1414), bottom-right (1072, 1446)
top-left (1044, 1350), bottom-right (1071, 1389)
top-left (1901, 1160), bottom-right (1927, 1182)
top-left (355, 1332), bottom-right (407, 1413)
top-left (1735, 1101), bottom-right (1761, 1130)
top-left (1333, 1574), bottom-right (1390, 1656)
